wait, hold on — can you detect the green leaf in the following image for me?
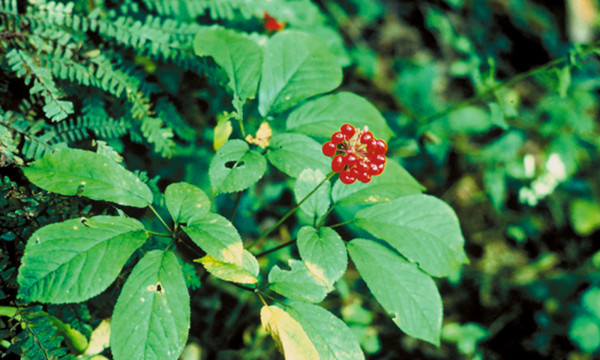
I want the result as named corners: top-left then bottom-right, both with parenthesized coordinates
top-left (347, 239), bottom-right (442, 345)
top-left (267, 133), bottom-right (331, 178)
top-left (332, 161), bottom-right (424, 206)
top-left (569, 314), bottom-right (600, 353)
top-left (258, 30), bottom-right (342, 116)
top-left (23, 148), bottom-right (153, 208)
top-left (448, 106), bottom-right (494, 134)
top-left (17, 216), bottom-right (148, 303)
top-left (582, 287), bottom-right (600, 320)
top-left (182, 213), bottom-right (244, 265)
top-left (286, 92), bottom-right (393, 141)
top-left (297, 226), bottom-right (346, 288)
top-left (294, 169), bottom-right (331, 219)
top-left (261, 305), bottom-right (319, 359)
top-left (111, 250), bottom-right (190, 360)
top-left (569, 199), bottom-right (600, 236)
top-left (209, 139), bottom-right (266, 194)
top-left (268, 260), bottom-right (328, 303)
top-left (193, 28), bottom-right (262, 102)
top-left (354, 194), bottom-right (468, 277)
top-left (196, 250), bottom-right (259, 285)
top-left (165, 182), bottom-right (211, 224)
top-left (286, 300), bottom-right (365, 360)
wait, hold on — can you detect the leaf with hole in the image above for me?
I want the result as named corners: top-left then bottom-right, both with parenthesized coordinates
top-left (23, 148), bottom-right (152, 208)
top-left (111, 250), bottom-right (190, 360)
top-left (17, 216), bottom-right (148, 303)
top-left (259, 30), bottom-right (342, 116)
top-left (348, 239), bottom-right (442, 345)
top-left (209, 139), bottom-right (266, 194)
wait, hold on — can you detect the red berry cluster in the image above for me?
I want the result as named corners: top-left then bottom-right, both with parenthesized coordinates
top-left (322, 124), bottom-right (388, 185)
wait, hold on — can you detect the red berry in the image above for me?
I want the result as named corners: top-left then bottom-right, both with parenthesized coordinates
top-left (374, 139), bottom-right (387, 155)
top-left (368, 163), bottom-right (379, 175)
top-left (371, 154), bottom-right (386, 165)
top-left (360, 131), bottom-right (373, 144)
top-left (358, 170), bottom-right (372, 183)
top-left (372, 162), bottom-right (385, 176)
top-left (340, 124), bottom-right (355, 139)
top-left (331, 155), bottom-right (345, 172)
top-left (331, 132), bottom-right (345, 144)
top-left (322, 141), bottom-right (337, 157)
top-left (349, 166), bottom-right (359, 178)
top-left (357, 161), bottom-right (369, 173)
top-left (344, 154), bottom-right (358, 167)
top-left (339, 170), bottom-right (357, 185)
top-left (366, 138), bottom-right (378, 152)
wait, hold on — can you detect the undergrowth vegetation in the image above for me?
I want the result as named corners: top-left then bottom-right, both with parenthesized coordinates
top-left (1, 0), bottom-right (599, 359)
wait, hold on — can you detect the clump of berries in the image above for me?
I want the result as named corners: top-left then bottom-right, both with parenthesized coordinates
top-left (322, 124), bottom-right (388, 185)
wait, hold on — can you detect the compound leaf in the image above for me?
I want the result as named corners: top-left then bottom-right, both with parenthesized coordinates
top-left (348, 239), bottom-right (442, 345)
top-left (23, 149), bottom-right (152, 208)
top-left (354, 194), bottom-right (468, 277)
top-left (17, 216), bottom-right (147, 303)
top-left (259, 30), bottom-right (342, 116)
top-left (165, 182), bottom-right (211, 224)
top-left (111, 250), bottom-right (190, 360)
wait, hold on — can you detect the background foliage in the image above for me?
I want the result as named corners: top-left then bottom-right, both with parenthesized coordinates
top-left (1, 0), bottom-right (600, 359)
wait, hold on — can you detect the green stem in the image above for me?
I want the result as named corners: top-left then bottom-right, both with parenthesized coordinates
top-left (316, 204), bottom-right (336, 228)
top-left (146, 230), bottom-right (172, 238)
top-left (255, 239), bottom-right (296, 259)
top-left (421, 41), bottom-right (600, 123)
top-left (247, 171), bottom-right (336, 250)
top-left (149, 205), bottom-right (173, 234)
top-left (230, 192), bottom-right (243, 221)
top-left (257, 292), bottom-right (268, 307)
top-left (329, 219), bottom-right (356, 229)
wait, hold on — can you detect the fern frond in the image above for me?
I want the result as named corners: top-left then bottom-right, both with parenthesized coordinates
top-left (6, 49), bottom-right (74, 122)
top-left (140, 0), bottom-right (262, 21)
top-left (139, 114), bottom-right (175, 157)
top-left (8, 306), bottom-right (74, 360)
top-left (155, 97), bottom-right (195, 142)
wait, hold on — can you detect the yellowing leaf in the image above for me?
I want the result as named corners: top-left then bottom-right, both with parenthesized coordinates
top-left (84, 319), bottom-right (111, 356)
top-left (245, 121), bottom-right (272, 149)
top-left (214, 114), bottom-right (233, 151)
top-left (197, 250), bottom-right (259, 284)
top-left (260, 305), bottom-right (319, 360)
